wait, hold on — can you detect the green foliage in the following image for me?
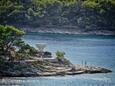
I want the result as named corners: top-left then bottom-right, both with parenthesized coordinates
top-left (58, 0), bottom-right (77, 6)
top-left (82, 0), bottom-right (115, 13)
top-left (56, 51), bottom-right (65, 61)
top-left (18, 44), bottom-right (37, 56)
top-left (0, 0), bottom-right (114, 19)
top-left (55, 51), bottom-right (71, 66)
top-left (82, 0), bottom-right (98, 9)
top-left (0, 0), bottom-right (114, 21)
top-left (0, 25), bottom-right (25, 60)
top-left (0, 0), bottom-right (114, 31)
top-left (0, 0), bottom-right (78, 22)
top-left (0, 25), bottom-right (38, 61)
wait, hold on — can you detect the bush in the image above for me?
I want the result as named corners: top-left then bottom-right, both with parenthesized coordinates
top-left (56, 51), bottom-right (65, 61)
top-left (18, 44), bottom-right (37, 57)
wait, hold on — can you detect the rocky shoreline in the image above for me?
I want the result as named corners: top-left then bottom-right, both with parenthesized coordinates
top-left (0, 60), bottom-right (112, 77)
top-left (21, 26), bottom-right (115, 35)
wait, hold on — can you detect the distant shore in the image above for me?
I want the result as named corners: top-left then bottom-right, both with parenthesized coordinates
top-left (21, 26), bottom-right (115, 35)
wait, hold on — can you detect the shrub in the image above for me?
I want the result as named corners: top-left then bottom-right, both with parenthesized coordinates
top-left (18, 44), bottom-right (37, 57)
top-left (56, 51), bottom-right (65, 61)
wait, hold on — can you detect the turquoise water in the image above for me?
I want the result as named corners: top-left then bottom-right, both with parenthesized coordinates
top-left (0, 33), bottom-right (115, 86)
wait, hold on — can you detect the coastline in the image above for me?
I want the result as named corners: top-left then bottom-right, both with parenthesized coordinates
top-left (21, 27), bottom-right (115, 35)
top-left (0, 60), bottom-right (112, 77)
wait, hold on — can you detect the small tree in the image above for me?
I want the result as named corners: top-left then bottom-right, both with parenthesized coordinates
top-left (56, 51), bottom-right (65, 61)
top-left (0, 25), bottom-right (25, 60)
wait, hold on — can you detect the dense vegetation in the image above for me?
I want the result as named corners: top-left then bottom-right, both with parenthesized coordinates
top-left (0, 25), bottom-right (37, 61)
top-left (0, 0), bottom-right (115, 32)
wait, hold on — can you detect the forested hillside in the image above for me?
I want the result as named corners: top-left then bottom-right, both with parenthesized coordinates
top-left (0, 0), bottom-right (115, 34)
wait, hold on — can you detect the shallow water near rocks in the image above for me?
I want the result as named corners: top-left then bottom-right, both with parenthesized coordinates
top-left (0, 33), bottom-right (115, 86)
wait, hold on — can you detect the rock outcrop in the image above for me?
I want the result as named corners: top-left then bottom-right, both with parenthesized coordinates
top-left (0, 59), bottom-right (112, 77)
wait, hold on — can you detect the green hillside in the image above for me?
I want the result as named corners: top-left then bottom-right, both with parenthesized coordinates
top-left (0, 0), bottom-right (115, 33)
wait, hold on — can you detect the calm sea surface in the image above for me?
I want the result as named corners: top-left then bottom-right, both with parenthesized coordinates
top-left (0, 33), bottom-right (115, 86)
